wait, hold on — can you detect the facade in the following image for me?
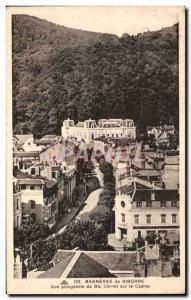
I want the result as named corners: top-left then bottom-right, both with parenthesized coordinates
top-left (115, 185), bottom-right (179, 244)
top-left (57, 165), bottom-right (76, 215)
top-left (18, 178), bottom-right (58, 227)
top-left (61, 118), bottom-right (136, 143)
top-left (13, 178), bottom-right (22, 228)
top-left (20, 160), bottom-right (76, 216)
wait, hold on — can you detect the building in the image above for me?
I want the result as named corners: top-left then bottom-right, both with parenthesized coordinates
top-left (61, 118), bottom-right (136, 143)
top-left (36, 135), bottom-right (61, 147)
top-left (162, 155), bottom-right (179, 189)
top-left (13, 151), bottom-right (40, 172)
top-left (13, 178), bottom-right (22, 228)
top-left (114, 181), bottom-right (179, 244)
top-left (13, 134), bottom-right (42, 152)
top-left (57, 164), bottom-right (76, 216)
top-left (17, 178), bottom-right (58, 227)
top-left (19, 160), bottom-right (76, 217)
top-left (27, 247), bottom-right (179, 278)
top-left (147, 125), bottom-right (176, 150)
top-left (27, 250), bottom-right (137, 278)
top-left (147, 125), bottom-right (175, 138)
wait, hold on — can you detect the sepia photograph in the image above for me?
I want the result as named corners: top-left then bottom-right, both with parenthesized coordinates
top-left (6, 5), bottom-right (185, 294)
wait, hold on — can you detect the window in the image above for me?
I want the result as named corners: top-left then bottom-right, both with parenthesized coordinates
top-left (30, 200), bottom-right (36, 209)
top-left (161, 214), bottom-right (166, 224)
top-left (136, 202), bottom-right (142, 208)
top-left (31, 168), bottom-right (35, 175)
top-left (134, 214), bottom-right (139, 224)
top-left (121, 201), bottom-right (125, 208)
top-left (30, 213), bottom-right (36, 222)
top-left (161, 202), bottom-right (167, 207)
top-left (147, 201), bottom-right (152, 208)
top-left (44, 199), bottom-right (48, 206)
top-left (30, 185), bottom-right (35, 190)
top-left (21, 184), bottom-right (26, 190)
top-left (171, 201), bottom-right (177, 207)
top-left (121, 213), bottom-right (125, 222)
top-left (172, 214), bottom-right (177, 224)
top-left (146, 214), bottom-right (151, 224)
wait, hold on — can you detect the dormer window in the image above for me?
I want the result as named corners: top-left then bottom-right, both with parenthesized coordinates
top-left (136, 202), bottom-right (142, 208)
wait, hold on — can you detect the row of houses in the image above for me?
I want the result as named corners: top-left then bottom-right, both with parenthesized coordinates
top-left (114, 149), bottom-right (179, 245)
top-left (13, 134), bottom-right (77, 229)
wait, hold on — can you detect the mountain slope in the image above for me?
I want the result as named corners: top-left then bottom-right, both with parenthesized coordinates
top-left (12, 15), bottom-right (179, 138)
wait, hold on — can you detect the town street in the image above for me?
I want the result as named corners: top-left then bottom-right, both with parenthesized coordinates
top-left (75, 187), bottom-right (103, 221)
top-left (50, 161), bottom-right (103, 236)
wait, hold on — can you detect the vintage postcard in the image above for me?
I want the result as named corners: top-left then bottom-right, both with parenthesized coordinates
top-left (6, 6), bottom-right (185, 294)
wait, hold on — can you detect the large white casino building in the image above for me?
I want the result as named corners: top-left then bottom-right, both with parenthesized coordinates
top-left (61, 118), bottom-right (136, 143)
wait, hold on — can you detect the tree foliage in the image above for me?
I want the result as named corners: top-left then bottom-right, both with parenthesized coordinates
top-left (28, 239), bottom-right (57, 271)
top-left (14, 223), bottom-right (50, 249)
top-left (89, 205), bottom-right (112, 232)
top-left (59, 220), bottom-right (108, 250)
top-left (12, 15), bottom-right (179, 137)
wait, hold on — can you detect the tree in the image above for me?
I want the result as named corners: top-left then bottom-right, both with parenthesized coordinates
top-left (59, 220), bottom-right (108, 250)
top-left (104, 174), bottom-right (115, 186)
top-left (89, 205), bottom-right (112, 232)
top-left (12, 15), bottom-right (178, 138)
top-left (28, 239), bottom-right (57, 271)
top-left (99, 162), bottom-right (114, 176)
top-left (98, 189), bottom-right (115, 209)
top-left (14, 223), bottom-right (50, 250)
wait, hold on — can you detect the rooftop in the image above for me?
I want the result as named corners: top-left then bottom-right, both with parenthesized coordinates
top-left (45, 179), bottom-right (57, 189)
top-left (132, 189), bottom-right (179, 202)
top-left (18, 178), bottom-right (45, 185)
top-left (14, 134), bottom-right (33, 144)
top-left (38, 250), bottom-right (137, 279)
top-left (13, 151), bottom-right (40, 158)
top-left (137, 169), bottom-right (161, 177)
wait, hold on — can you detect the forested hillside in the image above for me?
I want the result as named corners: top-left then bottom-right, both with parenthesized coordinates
top-left (12, 15), bottom-right (179, 138)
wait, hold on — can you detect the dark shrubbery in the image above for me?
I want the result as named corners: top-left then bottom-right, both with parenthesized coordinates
top-left (59, 220), bottom-right (108, 250)
top-left (14, 224), bottom-right (56, 271)
top-left (90, 161), bottom-right (115, 233)
top-left (12, 15), bottom-right (178, 137)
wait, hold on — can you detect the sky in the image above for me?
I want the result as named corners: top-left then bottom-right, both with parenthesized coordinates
top-left (8, 6), bottom-right (181, 36)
